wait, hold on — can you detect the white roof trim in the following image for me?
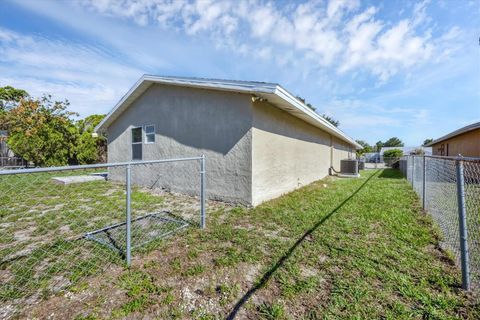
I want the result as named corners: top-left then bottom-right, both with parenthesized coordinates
top-left (95, 75), bottom-right (361, 149)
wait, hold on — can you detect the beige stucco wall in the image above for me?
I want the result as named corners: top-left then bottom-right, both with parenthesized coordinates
top-left (107, 84), bottom-right (254, 204)
top-left (431, 129), bottom-right (480, 157)
top-left (251, 100), bottom-right (354, 206)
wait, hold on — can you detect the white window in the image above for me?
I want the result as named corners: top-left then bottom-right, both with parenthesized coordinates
top-left (131, 127), bottom-right (142, 160)
top-left (145, 125), bottom-right (155, 144)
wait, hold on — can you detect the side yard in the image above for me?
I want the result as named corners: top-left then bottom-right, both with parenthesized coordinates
top-left (3, 169), bottom-right (479, 319)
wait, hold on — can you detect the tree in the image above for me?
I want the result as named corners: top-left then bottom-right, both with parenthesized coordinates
top-left (0, 86), bottom-right (29, 129)
top-left (383, 149), bottom-right (403, 158)
top-left (295, 96), bottom-right (316, 111)
top-left (0, 86), bottom-right (29, 110)
top-left (74, 114), bottom-right (106, 164)
top-left (321, 114), bottom-right (340, 127)
top-left (295, 96), bottom-right (340, 127)
top-left (411, 148), bottom-right (425, 155)
top-left (375, 141), bottom-right (384, 152)
top-left (423, 138), bottom-right (433, 146)
top-left (383, 137), bottom-right (404, 147)
top-left (4, 96), bottom-right (78, 167)
top-left (355, 140), bottom-right (373, 156)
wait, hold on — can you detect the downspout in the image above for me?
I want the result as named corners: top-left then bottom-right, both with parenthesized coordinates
top-left (329, 134), bottom-right (335, 175)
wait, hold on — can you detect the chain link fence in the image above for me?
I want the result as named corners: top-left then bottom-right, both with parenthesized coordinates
top-left (400, 155), bottom-right (480, 290)
top-left (0, 156), bottom-right (205, 313)
top-left (0, 157), bottom-right (28, 169)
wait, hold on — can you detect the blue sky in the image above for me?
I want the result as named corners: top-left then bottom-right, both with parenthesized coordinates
top-left (0, 0), bottom-right (478, 146)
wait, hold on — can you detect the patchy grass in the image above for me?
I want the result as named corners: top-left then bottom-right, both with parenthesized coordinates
top-left (0, 168), bottom-right (207, 313)
top-left (3, 169), bottom-right (479, 319)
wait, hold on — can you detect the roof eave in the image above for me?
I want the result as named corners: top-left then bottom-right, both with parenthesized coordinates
top-left (95, 75), bottom-right (149, 133)
top-left (272, 86), bottom-right (362, 149)
top-left (95, 75), bottom-right (362, 149)
top-left (425, 122), bottom-right (480, 147)
top-left (95, 75), bottom-right (278, 133)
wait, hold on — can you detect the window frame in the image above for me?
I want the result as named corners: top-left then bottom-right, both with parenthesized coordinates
top-left (144, 124), bottom-right (155, 144)
top-left (131, 126), bottom-right (143, 160)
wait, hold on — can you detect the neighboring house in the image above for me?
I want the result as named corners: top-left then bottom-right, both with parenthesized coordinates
top-left (363, 152), bottom-right (380, 162)
top-left (426, 122), bottom-right (480, 157)
top-left (95, 75), bottom-right (361, 206)
top-left (380, 146), bottom-right (432, 159)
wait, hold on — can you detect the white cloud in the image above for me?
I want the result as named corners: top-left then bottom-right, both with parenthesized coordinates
top-left (0, 28), bottom-right (143, 116)
top-left (412, 0), bottom-right (431, 27)
top-left (327, 0), bottom-right (360, 20)
top-left (339, 6), bottom-right (436, 81)
top-left (76, 0), bottom-right (460, 82)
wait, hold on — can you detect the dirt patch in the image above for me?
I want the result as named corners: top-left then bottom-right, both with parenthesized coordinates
top-left (20, 265), bottom-right (126, 320)
top-left (261, 228), bottom-right (291, 242)
top-left (13, 226), bottom-right (36, 242)
top-left (0, 222), bottom-right (13, 228)
top-left (300, 265), bottom-right (319, 278)
top-left (0, 304), bottom-right (16, 320)
top-left (3, 242), bottom-right (38, 262)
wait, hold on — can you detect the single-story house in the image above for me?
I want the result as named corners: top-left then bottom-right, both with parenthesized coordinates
top-left (95, 75), bottom-right (361, 206)
top-left (0, 130), bottom-right (15, 158)
top-left (425, 122), bottom-right (480, 157)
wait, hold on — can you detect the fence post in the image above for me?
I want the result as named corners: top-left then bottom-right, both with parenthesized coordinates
top-left (455, 159), bottom-right (470, 290)
top-left (200, 155), bottom-right (206, 229)
top-left (411, 155), bottom-right (415, 186)
top-left (126, 164), bottom-right (132, 266)
top-left (422, 156), bottom-right (426, 210)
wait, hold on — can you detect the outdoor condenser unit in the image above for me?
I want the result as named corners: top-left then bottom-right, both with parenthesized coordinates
top-left (339, 159), bottom-right (360, 177)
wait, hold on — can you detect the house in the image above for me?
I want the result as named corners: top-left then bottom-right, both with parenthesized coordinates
top-left (0, 130), bottom-right (14, 158)
top-left (425, 122), bottom-right (480, 157)
top-left (95, 75), bottom-right (361, 206)
top-left (362, 152), bottom-right (379, 162)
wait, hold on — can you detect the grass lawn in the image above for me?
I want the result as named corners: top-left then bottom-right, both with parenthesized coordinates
top-left (2, 169), bottom-right (479, 319)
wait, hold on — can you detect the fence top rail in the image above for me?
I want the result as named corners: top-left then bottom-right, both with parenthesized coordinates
top-left (0, 156), bottom-right (205, 175)
top-left (405, 155), bottom-right (480, 161)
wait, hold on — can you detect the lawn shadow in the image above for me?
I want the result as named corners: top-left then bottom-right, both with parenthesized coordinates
top-left (378, 168), bottom-right (403, 179)
top-left (226, 171), bottom-right (379, 319)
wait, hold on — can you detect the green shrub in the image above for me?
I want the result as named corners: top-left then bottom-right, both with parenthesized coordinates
top-left (383, 149), bottom-right (403, 158)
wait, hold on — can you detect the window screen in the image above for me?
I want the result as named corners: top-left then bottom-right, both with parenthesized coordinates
top-left (145, 125), bottom-right (155, 143)
top-left (131, 127), bottom-right (142, 160)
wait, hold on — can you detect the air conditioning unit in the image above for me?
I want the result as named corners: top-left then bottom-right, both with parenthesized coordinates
top-left (339, 159), bottom-right (360, 177)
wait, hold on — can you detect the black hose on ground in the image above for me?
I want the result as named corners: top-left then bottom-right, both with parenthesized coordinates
top-left (329, 166), bottom-right (340, 176)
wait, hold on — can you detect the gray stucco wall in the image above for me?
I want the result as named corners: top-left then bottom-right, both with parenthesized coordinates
top-left (251, 101), bottom-right (333, 206)
top-left (332, 136), bottom-right (355, 171)
top-left (106, 84), bottom-right (357, 206)
top-left (107, 84), bottom-right (253, 204)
